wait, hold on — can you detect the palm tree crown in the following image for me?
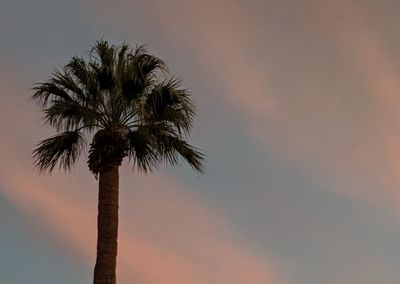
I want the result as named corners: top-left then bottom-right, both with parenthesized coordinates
top-left (32, 40), bottom-right (204, 175)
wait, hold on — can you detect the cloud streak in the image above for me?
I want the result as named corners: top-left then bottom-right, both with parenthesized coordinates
top-left (0, 71), bottom-right (282, 283)
top-left (317, 0), bottom-right (400, 206)
top-left (137, 0), bottom-right (400, 212)
top-left (0, 165), bottom-right (280, 284)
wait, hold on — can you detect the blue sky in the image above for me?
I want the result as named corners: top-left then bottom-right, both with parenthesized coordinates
top-left (1, 0), bottom-right (400, 283)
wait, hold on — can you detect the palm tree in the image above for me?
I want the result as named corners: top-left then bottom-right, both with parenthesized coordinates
top-left (32, 40), bottom-right (204, 284)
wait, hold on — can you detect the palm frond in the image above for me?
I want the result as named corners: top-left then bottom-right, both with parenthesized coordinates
top-left (132, 45), bottom-right (167, 80)
top-left (66, 56), bottom-right (100, 99)
top-left (89, 40), bottom-right (117, 91)
top-left (51, 68), bottom-right (88, 102)
top-left (129, 123), bottom-right (204, 173)
top-left (116, 43), bottom-right (130, 77)
top-left (144, 78), bottom-right (195, 135)
top-left (155, 132), bottom-right (204, 173)
top-left (120, 46), bottom-right (167, 100)
top-left (91, 40), bottom-right (116, 68)
top-left (43, 100), bottom-right (100, 131)
top-left (66, 57), bottom-right (89, 86)
top-left (33, 131), bottom-right (85, 172)
top-left (32, 82), bottom-right (74, 108)
top-left (127, 128), bottom-right (159, 173)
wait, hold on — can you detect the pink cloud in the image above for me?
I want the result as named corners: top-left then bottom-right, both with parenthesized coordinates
top-left (0, 71), bottom-right (282, 283)
top-left (132, 0), bottom-right (400, 212)
top-left (316, 0), bottom-right (400, 204)
top-left (0, 163), bottom-right (281, 283)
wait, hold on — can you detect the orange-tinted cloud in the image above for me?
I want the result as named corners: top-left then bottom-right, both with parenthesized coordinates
top-left (316, 0), bottom-right (400, 205)
top-left (135, 0), bottom-right (400, 212)
top-left (0, 165), bottom-right (280, 284)
top-left (149, 0), bottom-right (278, 116)
top-left (0, 71), bottom-right (282, 283)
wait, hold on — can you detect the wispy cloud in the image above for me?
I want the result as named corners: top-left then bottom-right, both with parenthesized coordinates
top-left (136, 0), bottom-right (400, 212)
top-left (0, 164), bottom-right (281, 283)
top-left (316, 0), bottom-right (400, 205)
top-left (0, 71), bottom-right (282, 283)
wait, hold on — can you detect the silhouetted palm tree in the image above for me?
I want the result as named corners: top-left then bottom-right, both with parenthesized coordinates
top-left (32, 40), bottom-right (204, 284)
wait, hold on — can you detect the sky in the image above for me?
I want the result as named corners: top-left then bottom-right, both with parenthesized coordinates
top-left (1, 0), bottom-right (400, 283)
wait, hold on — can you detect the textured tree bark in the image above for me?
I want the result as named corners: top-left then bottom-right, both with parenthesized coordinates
top-left (93, 164), bottom-right (119, 284)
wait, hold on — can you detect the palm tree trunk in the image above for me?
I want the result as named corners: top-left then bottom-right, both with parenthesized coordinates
top-left (93, 163), bottom-right (119, 284)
